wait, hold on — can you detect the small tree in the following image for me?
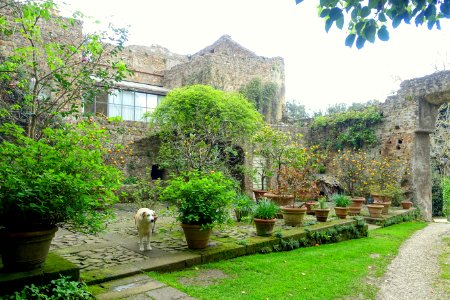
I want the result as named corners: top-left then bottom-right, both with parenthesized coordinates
top-left (0, 0), bottom-right (129, 140)
top-left (150, 84), bottom-right (263, 175)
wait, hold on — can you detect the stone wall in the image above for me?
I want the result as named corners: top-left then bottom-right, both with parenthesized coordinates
top-left (163, 35), bottom-right (285, 123)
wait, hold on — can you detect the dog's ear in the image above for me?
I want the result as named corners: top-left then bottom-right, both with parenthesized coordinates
top-left (141, 211), bottom-right (147, 217)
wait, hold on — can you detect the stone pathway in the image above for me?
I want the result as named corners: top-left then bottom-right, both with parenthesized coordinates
top-left (376, 220), bottom-right (450, 300)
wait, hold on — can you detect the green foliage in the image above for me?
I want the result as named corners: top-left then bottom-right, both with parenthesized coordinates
top-left (296, 0), bottom-right (450, 48)
top-left (150, 85), bottom-right (263, 174)
top-left (253, 199), bottom-right (280, 219)
top-left (310, 105), bottom-right (382, 150)
top-left (331, 194), bottom-right (352, 207)
top-left (160, 171), bottom-right (236, 228)
top-left (442, 177), bottom-right (450, 218)
top-left (318, 197), bottom-right (328, 209)
top-left (233, 194), bottom-right (255, 222)
top-left (4, 276), bottom-right (93, 299)
top-left (0, 0), bottom-right (129, 139)
top-left (239, 77), bottom-right (279, 121)
top-left (283, 100), bottom-right (309, 124)
top-left (122, 176), bottom-right (138, 185)
top-left (0, 121), bottom-right (122, 233)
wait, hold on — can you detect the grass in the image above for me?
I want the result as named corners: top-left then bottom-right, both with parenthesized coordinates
top-left (147, 221), bottom-right (427, 300)
top-left (436, 236), bottom-right (450, 295)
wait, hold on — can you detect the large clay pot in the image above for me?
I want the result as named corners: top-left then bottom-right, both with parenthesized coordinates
top-left (401, 201), bottom-right (413, 209)
top-left (381, 201), bottom-right (392, 214)
top-left (263, 193), bottom-right (294, 207)
top-left (305, 201), bottom-right (317, 215)
top-left (367, 204), bottom-right (384, 218)
top-left (281, 206), bottom-right (307, 226)
top-left (181, 224), bottom-right (212, 249)
top-left (0, 226), bottom-right (58, 272)
top-left (314, 209), bottom-right (330, 222)
top-left (252, 189), bottom-right (268, 202)
top-left (334, 207), bottom-right (349, 219)
top-left (349, 197), bottom-right (365, 215)
top-left (254, 218), bottom-right (277, 236)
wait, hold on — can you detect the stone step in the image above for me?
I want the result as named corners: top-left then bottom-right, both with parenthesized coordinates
top-left (91, 274), bottom-right (195, 300)
top-left (367, 224), bottom-right (382, 230)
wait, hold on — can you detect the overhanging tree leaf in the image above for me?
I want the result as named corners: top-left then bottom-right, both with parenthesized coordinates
top-left (356, 36), bottom-right (366, 49)
top-left (345, 33), bottom-right (356, 47)
top-left (377, 25), bottom-right (390, 41)
top-left (296, 0), bottom-right (450, 47)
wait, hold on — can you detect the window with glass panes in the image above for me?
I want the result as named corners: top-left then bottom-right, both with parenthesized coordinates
top-left (84, 89), bottom-right (164, 121)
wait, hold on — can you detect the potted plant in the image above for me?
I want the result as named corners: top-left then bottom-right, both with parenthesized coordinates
top-left (0, 122), bottom-right (122, 271)
top-left (252, 126), bottom-right (297, 206)
top-left (233, 194), bottom-right (255, 222)
top-left (331, 194), bottom-right (351, 219)
top-left (160, 170), bottom-right (236, 249)
top-left (278, 162), bottom-right (320, 226)
top-left (253, 199), bottom-right (279, 236)
top-left (314, 197), bottom-right (330, 222)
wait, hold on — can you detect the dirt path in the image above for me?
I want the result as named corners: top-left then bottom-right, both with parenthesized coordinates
top-left (376, 222), bottom-right (450, 300)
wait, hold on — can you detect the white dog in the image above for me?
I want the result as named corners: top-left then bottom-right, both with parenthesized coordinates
top-left (134, 208), bottom-right (157, 251)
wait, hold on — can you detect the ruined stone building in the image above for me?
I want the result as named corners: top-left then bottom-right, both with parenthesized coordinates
top-left (84, 35), bottom-right (285, 124)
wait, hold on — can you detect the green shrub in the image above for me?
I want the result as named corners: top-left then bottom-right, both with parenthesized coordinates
top-left (318, 197), bottom-right (328, 209)
top-left (331, 194), bottom-right (351, 207)
top-left (160, 171), bottom-right (236, 228)
top-left (442, 177), bottom-right (450, 218)
top-left (4, 276), bottom-right (93, 299)
top-left (253, 199), bottom-right (279, 219)
top-left (0, 122), bottom-right (121, 233)
top-left (233, 194), bottom-right (255, 222)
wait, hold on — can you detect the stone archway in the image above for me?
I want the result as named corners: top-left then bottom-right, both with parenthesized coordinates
top-left (390, 71), bottom-right (450, 221)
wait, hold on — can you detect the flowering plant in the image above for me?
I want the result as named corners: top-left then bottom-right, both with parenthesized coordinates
top-left (331, 149), bottom-right (370, 197)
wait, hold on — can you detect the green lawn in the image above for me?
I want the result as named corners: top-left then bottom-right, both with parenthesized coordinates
top-left (148, 222), bottom-right (427, 300)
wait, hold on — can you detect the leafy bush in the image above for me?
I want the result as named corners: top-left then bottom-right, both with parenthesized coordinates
top-left (160, 171), bottom-right (236, 228)
top-left (4, 276), bottom-right (93, 299)
top-left (310, 106), bottom-right (382, 150)
top-left (442, 177), bottom-right (450, 218)
top-left (150, 85), bottom-right (263, 174)
top-left (331, 194), bottom-right (351, 207)
top-left (0, 121), bottom-right (122, 233)
top-left (233, 194), bottom-right (255, 222)
top-left (253, 199), bottom-right (279, 219)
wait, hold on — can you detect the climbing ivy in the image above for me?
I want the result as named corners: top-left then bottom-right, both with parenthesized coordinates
top-left (310, 106), bottom-right (383, 150)
top-left (239, 78), bottom-right (279, 121)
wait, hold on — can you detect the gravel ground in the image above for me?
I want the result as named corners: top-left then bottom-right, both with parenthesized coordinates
top-left (376, 222), bottom-right (450, 300)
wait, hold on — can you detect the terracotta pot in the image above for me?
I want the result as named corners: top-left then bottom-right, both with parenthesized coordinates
top-left (305, 202), bottom-right (317, 215)
top-left (0, 226), bottom-right (58, 272)
top-left (351, 197), bottom-right (366, 207)
top-left (253, 218), bottom-right (277, 236)
top-left (401, 201), bottom-right (413, 209)
top-left (252, 189), bottom-right (268, 202)
top-left (314, 209), bottom-right (330, 222)
top-left (381, 201), bottom-right (391, 214)
top-left (263, 193), bottom-right (294, 207)
top-left (281, 206), bottom-right (307, 226)
top-left (367, 204), bottom-right (384, 218)
top-left (181, 224), bottom-right (212, 249)
top-left (334, 207), bottom-right (349, 219)
top-left (348, 197), bottom-right (365, 215)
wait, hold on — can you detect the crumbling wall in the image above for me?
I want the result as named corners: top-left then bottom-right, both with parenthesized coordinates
top-left (163, 35), bottom-right (285, 123)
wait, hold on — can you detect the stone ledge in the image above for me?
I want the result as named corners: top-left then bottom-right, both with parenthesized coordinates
top-left (0, 252), bottom-right (79, 296)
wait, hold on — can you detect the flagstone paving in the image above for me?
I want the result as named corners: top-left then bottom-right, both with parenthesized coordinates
top-left (48, 203), bottom-right (416, 299)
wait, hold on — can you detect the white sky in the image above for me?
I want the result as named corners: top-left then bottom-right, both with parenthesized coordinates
top-left (60, 0), bottom-right (450, 113)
